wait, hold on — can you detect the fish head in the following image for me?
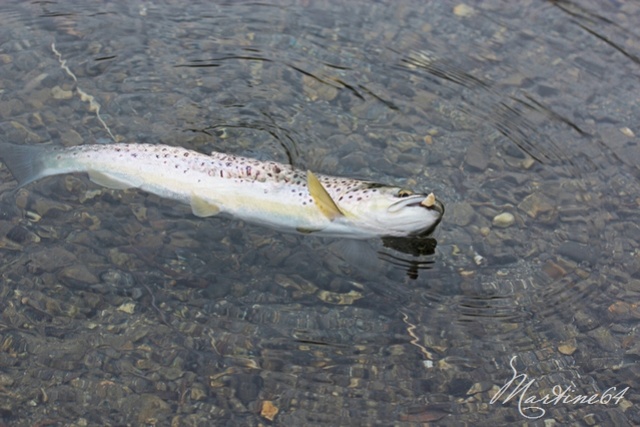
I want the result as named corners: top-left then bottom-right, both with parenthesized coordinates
top-left (339, 184), bottom-right (444, 237)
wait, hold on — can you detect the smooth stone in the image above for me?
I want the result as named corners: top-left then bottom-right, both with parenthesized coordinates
top-left (59, 264), bottom-right (100, 285)
top-left (557, 241), bottom-right (599, 265)
top-left (51, 85), bottom-right (74, 100)
top-left (518, 192), bottom-right (555, 218)
top-left (464, 141), bottom-right (490, 171)
top-left (492, 212), bottom-right (515, 228)
top-left (449, 202), bottom-right (476, 226)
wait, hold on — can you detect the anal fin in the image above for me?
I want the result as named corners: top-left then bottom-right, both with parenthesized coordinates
top-left (190, 193), bottom-right (221, 217)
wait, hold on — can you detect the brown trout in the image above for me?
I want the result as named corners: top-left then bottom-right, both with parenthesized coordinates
top-left (0, 142), bottom-right (443, 238)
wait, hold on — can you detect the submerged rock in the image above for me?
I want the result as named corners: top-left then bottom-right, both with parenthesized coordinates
top-left (518, 192), bottom-right (555, 219)
top-left (492, 212), bottom-right (515, 228)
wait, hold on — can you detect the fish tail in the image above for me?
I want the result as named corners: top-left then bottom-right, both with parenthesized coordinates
top-left (0, 142), bottom-right (51, 187)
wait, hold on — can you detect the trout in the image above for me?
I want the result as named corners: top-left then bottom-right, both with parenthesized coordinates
top-left (0, 142), bottom-right (443, 239)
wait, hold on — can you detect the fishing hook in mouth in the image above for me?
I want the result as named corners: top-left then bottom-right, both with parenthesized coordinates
top-left (388, 192), bottom-right (444, 215)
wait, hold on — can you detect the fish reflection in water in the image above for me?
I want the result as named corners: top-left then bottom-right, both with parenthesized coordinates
top-left (380, 234), bottom-right (438, 279)
top-left (330, 233), bottom-right (439, 280)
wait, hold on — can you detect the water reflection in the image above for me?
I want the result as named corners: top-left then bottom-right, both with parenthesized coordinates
top-left (379, 235), bottom-right (438, 279)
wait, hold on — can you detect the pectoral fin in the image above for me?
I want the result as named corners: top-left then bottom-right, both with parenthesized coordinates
top-left (307, 170), bottom-right (344, 220)
top-left (88, 170), bottom-right (138, 190)
top-left (190, 193), bottom-right (220, 217)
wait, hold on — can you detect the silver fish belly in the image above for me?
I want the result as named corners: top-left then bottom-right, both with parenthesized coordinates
top-left (0, 142), bottom-right (444, 239)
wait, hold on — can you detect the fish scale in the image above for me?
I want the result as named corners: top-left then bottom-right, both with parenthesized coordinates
top-left (0, 142), bottom-right (444, 239)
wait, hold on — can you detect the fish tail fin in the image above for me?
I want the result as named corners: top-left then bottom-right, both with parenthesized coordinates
top-left (0, 142), bottom-right (50, 187)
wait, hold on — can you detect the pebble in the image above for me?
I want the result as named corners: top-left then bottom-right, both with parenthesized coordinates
top-left (518, 192), bottom-right (554, 218)
top-left (449, 202), bottom-right (476, 226)
top-left (464, 142), bottom-right (490, 171)
top-left (492, 212), bottom-right (515, 228)
top-left (29, 247), bottom-right (77, 272)
top-left (61, 129), bottom-right (83, 146)
top-left (586, 327), bottom-right (619, 352)
top-left (59, 264), bottom-right (100, 285)
top-left (302, 74), bottom-right (338, 101)
top-left (261, 400), bottom-right (279, 421)
top-left (190, 383), bottom-right (208, 401)
top-left (557, 241), bottom-right (599, 265)
top-left (135, 394), bottom-right (171, 425)
top-left (607, 301), bottom-right (640, 321)
top-left (453, 4), bottom-right (475, 17)
top-left (5, 225), bottom-right (40, 244)
top-left (117, 302), bottom-right (136, 314)
top-left (51, 85), bottom-right (74, 100)
top-left (620, 127), bottom-right (635, 137)
top-left (558, 342), bottom-right (577, 355)
top-left (0, 373), bottom-right (14, 387)
top-left (0, 236), bottom-right (22, 251)
top-left (542, 260), bottom-right (566, 280)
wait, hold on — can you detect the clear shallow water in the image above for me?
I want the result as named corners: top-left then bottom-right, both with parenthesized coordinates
top-left (0, 0), bottom-right (639, 425)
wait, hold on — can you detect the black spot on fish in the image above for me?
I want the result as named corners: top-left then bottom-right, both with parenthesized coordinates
top-left (184, 153), bottom-right (189, 157)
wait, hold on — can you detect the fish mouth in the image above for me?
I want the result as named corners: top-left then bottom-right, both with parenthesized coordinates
top-left (422, 194), bottom-right (445, 216)
top-left (388, 193), bottom-right (445, 216)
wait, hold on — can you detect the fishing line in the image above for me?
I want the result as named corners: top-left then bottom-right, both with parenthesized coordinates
top-left (51, 42), bottom-right (117, 142)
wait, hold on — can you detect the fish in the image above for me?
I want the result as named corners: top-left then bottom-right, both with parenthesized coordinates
top-left (0, 142), bottom-right (444, 239)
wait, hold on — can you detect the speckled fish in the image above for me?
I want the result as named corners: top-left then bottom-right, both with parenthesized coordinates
top-left (0, 142), bottom-right (444, 239)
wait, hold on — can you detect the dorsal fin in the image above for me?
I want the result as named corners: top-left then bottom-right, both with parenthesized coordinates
top-left (307, 170), bottom-right (344, 220)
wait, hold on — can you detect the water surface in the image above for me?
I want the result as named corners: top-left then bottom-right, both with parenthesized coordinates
top-left (0, 0), bottom-right (639, 425)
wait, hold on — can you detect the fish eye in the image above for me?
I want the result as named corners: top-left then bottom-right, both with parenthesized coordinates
top-left (397, 189), bottom-right (413, 198)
